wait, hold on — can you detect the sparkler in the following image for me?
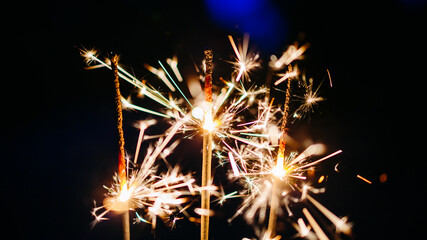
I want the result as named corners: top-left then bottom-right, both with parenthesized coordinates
top-left (110, 54), bottom-right (130, 240)
top-left (201, 49), bottom-right (213, 240)
top-left (220, 43), bottom-right (351, 239)
top-left (91, 118), bottom-right (207, 229)
top-left (82, 34), bottom-right (350, 240)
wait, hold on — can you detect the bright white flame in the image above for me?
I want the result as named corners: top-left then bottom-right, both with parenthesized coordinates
top-left (118, 186), bottom-right (131, 202)
top-left (202, 102), bottom-right (215, 132)
top-left (203, 114), bottom-right (215, 132)
top-left (271, 155), bottom-right (287, 178)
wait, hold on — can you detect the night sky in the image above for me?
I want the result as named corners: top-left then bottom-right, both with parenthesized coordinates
top-left (5, 0), bottom-right (426, 239)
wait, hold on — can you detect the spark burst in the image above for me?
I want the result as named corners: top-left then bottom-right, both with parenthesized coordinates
top-left (91, 119), bottom-right (213, 229)
top-left (82, 34), bottom-right (351, 240)
top-left (219, 42), bottom-right (352, 239)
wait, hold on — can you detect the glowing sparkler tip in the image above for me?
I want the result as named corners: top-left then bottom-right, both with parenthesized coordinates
top-left (271, 155), bottom-right (288, 178)
top-left (103, 196), bottom-right (129, 213)
top-left (203, 119), bottom-right (215, 132)
top-left (202, 101), bottom-right (216, 132)
top-left (271, 165), bottom-right (288, 178)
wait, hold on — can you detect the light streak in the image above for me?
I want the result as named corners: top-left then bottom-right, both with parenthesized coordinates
top-left (294, 150), bottom-right (343, 171)
top-left (228, 152), bottom-right (240, 177)
top-left (274, 69), bottom-right (298, 86)
top-left (167, 57), bottom-right (183, 82)
top-left (159, 61), bottom-right (193, 108)
top-left (302, 208), bottom-right (329, 240)
top-left (121, 97), bottom-right (172, 118)
top-left (133, 122), bottom-right (148, 164)
top-left (272, 43), bottom-right (310, 69)
top-left (357, 174), bottom-right (372, 184)
top-left (306, 194), bottom-right (352, 235)
top-left (297, 218), bottom-right (311, 237)
top-left (143, 119), bottom-right (188, 173)
top-left (195, 208), bottom-right (214, 216)
top-left (214, 82), bottom-right (235, 113)
top-left (327, 69), bottom-right (333, 87)
top-left (144, 63), bottom-right (176, 92)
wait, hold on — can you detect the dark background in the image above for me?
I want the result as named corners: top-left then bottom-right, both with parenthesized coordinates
top-left (4, 0), bottom-right (426, 239)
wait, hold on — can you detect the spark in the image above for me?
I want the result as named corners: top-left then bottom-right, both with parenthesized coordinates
top-left (194, 208), bottom-right (214, 216)
top-left (318, 175), bottom-right (325, 183)
top-left (228, 34), bottom-right (261, 82)
top-left (158, 61), bottom-right (193, 108)
top-left (379, 173), bottom-right (387, 183)
top-left (144, 63), bottom-right (176, 92)
top-left (326, 69), bottom-right (333, 87)
top-left (91, 119), bottom-right (208, 229)
top-left (357, 174), bottom-right (372, 184)
top-left (306, 194), bottom-right (352, 235)
top-left (166, 57), bottom-right (183, 82)
top-left (334, 162), bottom-right (340, 173)
top-left (121, 97), bottom-right (172, 118)
top-left (133, 120), bottom-right (153, 164)
top-left (296, 218), bottom-right (311, 237)
top-left (293, 150), bottom-right (342, 171)
top-left (302, 208), bottom-right (329, 240)
top-left (270, 43), bottom-right (310, 70)
top-left (214, 189), bottom-right (242, 206)
top-left (274, 68), bottom-right (298, 86)
top-left (228, 151), bottom-right (240, 177)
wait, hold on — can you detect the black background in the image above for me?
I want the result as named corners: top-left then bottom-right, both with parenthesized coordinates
top-left (4, 0), bottom-right (426, 239)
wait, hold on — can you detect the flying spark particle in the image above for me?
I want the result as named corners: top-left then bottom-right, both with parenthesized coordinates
top-left (357, 175), bottom-right (372, 184)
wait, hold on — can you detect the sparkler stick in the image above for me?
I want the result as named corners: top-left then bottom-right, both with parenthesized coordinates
top-left (111, 55), bottom-right (130, 240)
top-left (267, 65), bottom-right (293, 238)
top-left (201, 49), bottom-right (213, 240)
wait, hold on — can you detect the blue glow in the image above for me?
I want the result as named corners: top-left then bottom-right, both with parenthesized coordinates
top-left (204, 0), bottom-right (287, 51)
top-left (205, 0), bottom-right (262, 21)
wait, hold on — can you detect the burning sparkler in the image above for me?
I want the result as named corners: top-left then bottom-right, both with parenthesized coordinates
top-left (220, 43), bottom-right (351, 239)
top-left (90, 118), bottom-right (210, 229)
top-left (110, 54), bottom-right (130, 240)
top-left (201, 49), bottom-right (213, 240)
